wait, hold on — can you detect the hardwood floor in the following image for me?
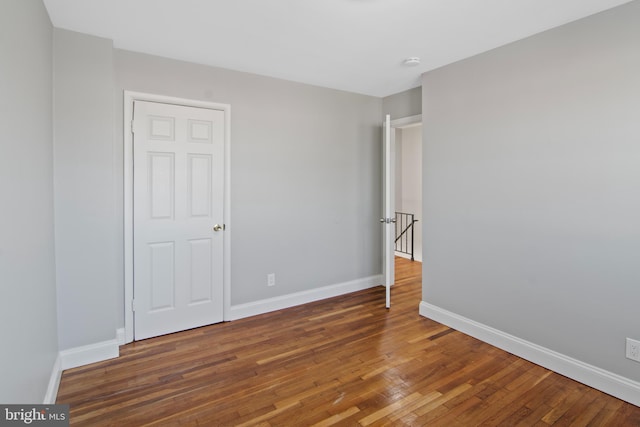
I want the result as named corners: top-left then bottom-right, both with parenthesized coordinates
top-left (57, 258), bottom-right (640, 426)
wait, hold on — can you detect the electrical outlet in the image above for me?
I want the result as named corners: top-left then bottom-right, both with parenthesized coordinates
top-left (267, 273), bottom-right (276, 287)
top-left (626, 338), bottom-right (640, 362)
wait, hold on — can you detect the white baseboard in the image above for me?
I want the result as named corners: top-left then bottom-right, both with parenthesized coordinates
top-left (116, 328), bottom-right (125, 345)
top-left (419, 301), bottom-right (640, 407)
top-left (43, 355), bottom-right (62, 404)
top-left (45, 333), bottom-right (121, 403)
top-left (59, 338), bottom-right (119, 371)
top-left (228, 275), bottom-right (383, 321)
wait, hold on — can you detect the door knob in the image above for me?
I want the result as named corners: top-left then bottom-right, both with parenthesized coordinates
top-left (213, 224), bottom-right (223, 232)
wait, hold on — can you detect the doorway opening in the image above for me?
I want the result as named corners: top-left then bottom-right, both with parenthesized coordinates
top-left (383, 114), bottom-right (422, 308)
top-left (393, 122), bottom-right (422, 263)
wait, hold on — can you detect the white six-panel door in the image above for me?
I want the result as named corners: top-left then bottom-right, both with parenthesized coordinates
top-left (133, 100), bottom-right (225, 340)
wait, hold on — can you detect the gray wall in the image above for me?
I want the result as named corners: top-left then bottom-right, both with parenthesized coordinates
top-left (114, 50), bottom-right (383, 316)
top-left (53, 29), bottom-right (117, 349)
top-left (0, 0), bottom-right (59, 402)
top-left (382, 86), bottom-right (422, 120)
top-left (422, 1), bottom-right (640, 382)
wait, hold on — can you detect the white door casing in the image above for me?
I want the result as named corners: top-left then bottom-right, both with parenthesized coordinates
top-left (124, 93), bottom-right (231, 343)
top-left (382, 114), bottom-right (395, 308)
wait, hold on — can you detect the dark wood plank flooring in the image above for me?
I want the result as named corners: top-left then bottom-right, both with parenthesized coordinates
top-left (57, 258), bottom-right (640, 426)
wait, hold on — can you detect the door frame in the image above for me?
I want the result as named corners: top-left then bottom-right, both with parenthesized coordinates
top-left (391, 114), bottom-right (422, 129)
top-left (123, 91), bottom-right (231, 344)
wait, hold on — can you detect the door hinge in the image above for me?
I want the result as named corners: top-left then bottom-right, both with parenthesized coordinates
top-left (131, 120), bottom-right (135, 134)
top-left (131, 299), bottom-right (136, 312)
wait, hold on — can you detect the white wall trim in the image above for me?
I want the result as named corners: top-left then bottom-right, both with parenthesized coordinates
top-left (59, 339), bottom-right (119, 371)
top-left (43, 355), bottom-right (62, 404)
top-left (123, 91), bottom-right (231, 343)
top-left (44, 331), bottom-right (122, 403)
top-left (116, 328), bottom-right (125, 346)
top-left (229, 275), bottom-right (383, 321)
top-left (391, 114), bottom-right (422, 129)
top-left (419, 301), bottom-right (640, 407)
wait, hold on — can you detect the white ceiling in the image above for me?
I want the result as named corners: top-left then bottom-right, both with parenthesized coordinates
top-left (43, 0), bottom-right (633, 97)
